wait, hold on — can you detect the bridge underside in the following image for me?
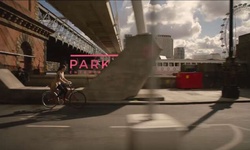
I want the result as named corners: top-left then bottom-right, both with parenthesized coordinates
top-left (47, 37), bottom-right (100, 67)
top-left (47, 0), bottom-right (121, 54)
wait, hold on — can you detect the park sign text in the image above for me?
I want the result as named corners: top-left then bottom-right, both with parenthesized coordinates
top-left (70, 54), bottom-right (118, 74)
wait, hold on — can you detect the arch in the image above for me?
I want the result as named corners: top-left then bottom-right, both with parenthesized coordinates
top-left (16, 34), bottom-right (34, 72)
top-left (21, 41), bottom-right (32, 71)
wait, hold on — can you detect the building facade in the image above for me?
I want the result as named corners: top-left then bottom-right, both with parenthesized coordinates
top-left (236, 33), bottom-right (250, 88)
top-left (155, 35), bottom-right (173, 58)
top-left (0, 0), bottom-right (53, 73)
top-left (123, 34), bottom-right (132, 50)
top-left (237, 33), bottom-right (250, 62)
top-left (174, 47), bottom-right (185, 59)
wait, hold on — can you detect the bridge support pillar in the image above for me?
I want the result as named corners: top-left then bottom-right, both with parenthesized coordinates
top-left (83, 34), bottom-right (161, 101)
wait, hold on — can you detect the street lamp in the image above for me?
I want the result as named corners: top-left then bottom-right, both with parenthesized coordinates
top-left (222, 0), bottom-right (240, 99)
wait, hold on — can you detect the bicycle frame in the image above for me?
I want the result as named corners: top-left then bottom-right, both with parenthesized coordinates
top-left (42, 83), bottom-right (86, 109)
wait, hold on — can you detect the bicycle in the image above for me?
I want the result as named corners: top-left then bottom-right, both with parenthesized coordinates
top-left (42, 84), bottom-right (86, 109)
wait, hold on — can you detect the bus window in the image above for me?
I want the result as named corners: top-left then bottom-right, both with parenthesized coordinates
top-left (163, 62), bottom-right (168, 66)
top-left (169, 63), bottom-right (174, 67)
top-left (157, 62), bottom-right (162, 66)
top-left (175, 63), bottom-right (179, 66)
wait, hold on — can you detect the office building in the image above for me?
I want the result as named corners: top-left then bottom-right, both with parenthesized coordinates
top-left (174, 47), bottom-right (185, 59)
top-left (155, 35), bottom-right (173, 58)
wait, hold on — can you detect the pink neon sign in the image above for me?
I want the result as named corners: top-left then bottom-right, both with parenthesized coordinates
top-left (70, 54), bottom-right (118, 74)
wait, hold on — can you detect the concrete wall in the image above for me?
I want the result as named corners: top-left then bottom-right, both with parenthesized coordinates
top-left (0, 69), bottom-right (49, 104)
top-left (83, 34), bottom-right (162, 101)
top-left (26, 75), bottom-right (177, 89)
top-left (26, 74), bottom-right (96, 87)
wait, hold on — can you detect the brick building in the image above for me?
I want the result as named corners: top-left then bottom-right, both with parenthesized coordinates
top-left (0, 0), bottom-right (53, 73)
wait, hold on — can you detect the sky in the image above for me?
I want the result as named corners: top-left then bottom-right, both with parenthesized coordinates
top-left (114, 0), bottom-right (250, 59)
top-left (40, 0), bottom-right (250, 59)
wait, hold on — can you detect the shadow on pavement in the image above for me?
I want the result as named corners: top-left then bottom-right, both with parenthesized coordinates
top-left (0, 105), bottom-right (124, 129)
top-left (186, 97), bottom-right (237, 133)
top-left (0, 108), bottom-right (47, 118)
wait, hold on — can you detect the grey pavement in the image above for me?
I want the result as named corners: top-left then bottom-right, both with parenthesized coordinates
top-left (87, 88), bottom-right (250, 105)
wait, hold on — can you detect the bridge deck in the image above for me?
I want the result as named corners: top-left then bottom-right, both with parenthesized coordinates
top-left (47, 0), bottom-right (121, 54)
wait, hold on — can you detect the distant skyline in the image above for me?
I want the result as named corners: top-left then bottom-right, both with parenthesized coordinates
top-left (39, 0), bottom-right (250, 59)
top-left (117, 0), bottom-right (250, 58)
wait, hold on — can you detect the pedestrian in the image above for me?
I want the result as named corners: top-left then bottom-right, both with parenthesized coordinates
top-left (50, 65), bottom-right (72, 101)
top-left (16, 67), bottom-right (28, 85)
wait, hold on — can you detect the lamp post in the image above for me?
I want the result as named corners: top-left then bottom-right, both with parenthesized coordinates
top-left (229, 0), bottom-right (233, 59)
top-left (222, 0), bottom-right (240, 99)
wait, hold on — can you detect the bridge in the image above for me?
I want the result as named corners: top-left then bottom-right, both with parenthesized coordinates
top-left (43, 0), bottom-right (122, 54)
top-left (38, 3), bottom-right (107, 55)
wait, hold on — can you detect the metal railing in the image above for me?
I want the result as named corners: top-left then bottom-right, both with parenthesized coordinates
top-left (38, 3), bottom-right (107, 55)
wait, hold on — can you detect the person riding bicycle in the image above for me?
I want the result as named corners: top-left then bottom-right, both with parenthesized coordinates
top-left (50, 65), bottom-right (72, 101)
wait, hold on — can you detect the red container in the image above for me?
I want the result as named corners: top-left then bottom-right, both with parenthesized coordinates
top-left (176, 72), bottom-right (203, 89)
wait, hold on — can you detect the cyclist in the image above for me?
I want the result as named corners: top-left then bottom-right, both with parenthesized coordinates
top-left (50, 64), bottom-right (72, 101)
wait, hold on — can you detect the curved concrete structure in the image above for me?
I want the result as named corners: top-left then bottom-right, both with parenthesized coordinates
top-left (0, 69), bottom-right (49, 103)
top-left (83, 34), bottom-right (162, 101)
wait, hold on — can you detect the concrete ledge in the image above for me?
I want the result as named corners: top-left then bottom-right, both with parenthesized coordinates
top-left (26, 74), bottom-right (95, 87)
top-left (0, 87), bottom-right (50, 104)
top-left (0, 69), bottom-right (50, 104)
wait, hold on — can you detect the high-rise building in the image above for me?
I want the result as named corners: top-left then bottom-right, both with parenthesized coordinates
top-left (123, 34), bottom-right (133, 49)
top-left (174, 47), bottom-right (185, 59)
top-left (155, 35), bottom-right (173, 58)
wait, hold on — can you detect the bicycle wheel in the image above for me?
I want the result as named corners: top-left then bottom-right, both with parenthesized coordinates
top-left (42, 91), bottom-right (58, 108)
top-left (69, 91), bottom-right (86, 109)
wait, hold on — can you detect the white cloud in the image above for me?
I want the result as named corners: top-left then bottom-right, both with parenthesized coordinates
top-left (236, 19), bottom-right (250, 37)
top-left (119, 1), bottom-right (201, 39)
top-left (175, 34), bottom-right (223, 59)
top-left (198, 1), bottom-right (229, 22)
top-left (199, 0), bottom-right (250, 22)
top-left (117, 0), bottom-right (250, 59)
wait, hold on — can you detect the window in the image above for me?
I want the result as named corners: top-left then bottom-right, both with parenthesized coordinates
top-left (163, 62), bottom-right (168, 66)
top-left (157, 62), bottom-right (162, 66)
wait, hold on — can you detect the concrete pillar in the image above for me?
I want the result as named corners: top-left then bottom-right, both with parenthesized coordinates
top-left (83, 34), bottom-right (161, 101)
top-left (131, 0), bottom-right (147, 34)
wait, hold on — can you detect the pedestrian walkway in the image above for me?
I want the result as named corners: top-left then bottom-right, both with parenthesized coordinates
top-left (1, 69), bottom-right (250, 105)
top-left (88, 88), bottom-right (250, 105)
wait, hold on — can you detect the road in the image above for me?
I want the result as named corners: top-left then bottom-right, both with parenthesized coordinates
top-left (0, 103), bottom-right (250, 150)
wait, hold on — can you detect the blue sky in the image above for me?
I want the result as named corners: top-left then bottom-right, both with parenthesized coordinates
top-left (39, 0), bottom-right (250, 59)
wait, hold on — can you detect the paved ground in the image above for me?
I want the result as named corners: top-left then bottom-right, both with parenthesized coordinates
top-left (1, 87), bottom-right (250, 105)
top-left (88, 88), bottom-right (250, 104)
top-left (0, 104), bottom-right (250, 150)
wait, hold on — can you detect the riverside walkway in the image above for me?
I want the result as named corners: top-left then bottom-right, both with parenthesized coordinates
top-left (1, 69), bottom-right (250, 104)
